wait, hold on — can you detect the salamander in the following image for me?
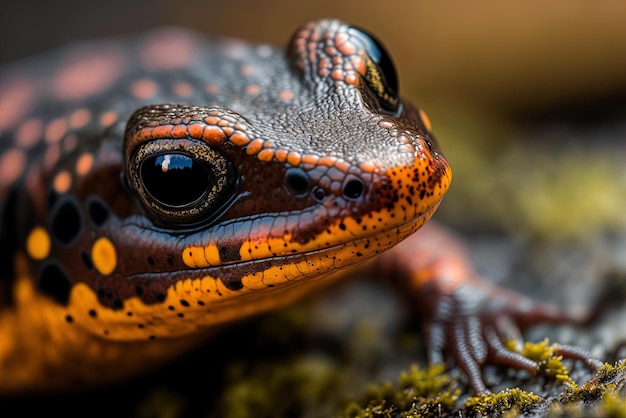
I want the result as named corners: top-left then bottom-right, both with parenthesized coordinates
top-left (0, 19), bottom-right (601, 395)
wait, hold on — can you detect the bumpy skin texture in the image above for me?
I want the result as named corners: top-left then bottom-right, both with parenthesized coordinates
top-left (0, 20), bottom-right (597, 395)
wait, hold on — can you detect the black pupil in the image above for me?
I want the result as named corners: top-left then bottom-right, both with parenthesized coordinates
top-left (141, 154), bottom-right (210, 207)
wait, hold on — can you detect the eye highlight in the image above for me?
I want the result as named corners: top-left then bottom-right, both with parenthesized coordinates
top-left (141, 154), bottom-right (211, 208)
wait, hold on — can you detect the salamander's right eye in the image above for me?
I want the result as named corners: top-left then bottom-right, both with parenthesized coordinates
top-left (127, 138), bottom-right (237, 228)
top-left (348, 26), bottom-right (401, 116)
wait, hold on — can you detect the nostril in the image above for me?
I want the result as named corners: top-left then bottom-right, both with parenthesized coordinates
top-left (343, 177), bottom-right (365, 200)
top-left (285, 168), bottom-right (311, 197)
top-left (312, 187), bottom-right (326, 202)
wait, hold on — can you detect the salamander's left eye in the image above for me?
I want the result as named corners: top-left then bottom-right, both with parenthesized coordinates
top-left (348, 26), bottom-right (400, 116)
top-left (127, 138), bottom-right (237, 228)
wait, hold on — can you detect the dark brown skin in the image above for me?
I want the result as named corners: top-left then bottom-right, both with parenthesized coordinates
top-left (0, 19), bottom-right (600, 395)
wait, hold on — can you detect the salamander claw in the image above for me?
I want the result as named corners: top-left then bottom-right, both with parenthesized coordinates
top-left (422, 280), bottom-right (602, 394)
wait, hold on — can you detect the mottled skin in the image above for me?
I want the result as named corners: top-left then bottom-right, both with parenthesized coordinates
top-left (0, 20), bottom-right (599, 395)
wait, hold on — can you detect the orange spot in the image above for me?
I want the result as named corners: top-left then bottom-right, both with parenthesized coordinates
top-left (230, 132), bottom-right (250, 147)
top-left (318, 156), bottom-right (337, 167)
top-left (246, 85), bottom-right (259, 95)
top-left (173, 81), bottom-right (193, 97)
top-left (53, 170), bottom-right (72, 193)
top-left (0, 77), bottom-right (37, 133)
top-left (257, 149), bottom-right (274, 162)
top-left (246, 139), bottom-right (264, 155)
top-left (51, 47), bottom-right (126, 101)
top-left (0, 148), bottom-right (26, 188)
top-left (99, 111), bottom-right (118, 127)
top-left (287, 152), bottom-right (302, 166)
top-left (275, 149), bottom-right (288, 162)
top-left (419, 109), bottom-right (433, 132)
top-left (15, 118), bottom-right (43, 148)
top-left (279, 90), bottom-right (294, 100)
top-left (359, 161), bottom-right (377, 173)
top-left (206, 84), bottom-right (219, 94)
top-left (69, 108), bottom-right (92, 129)
top-left (140, 29), bottom-right (197, 70)
top-left (302, 154), bottom-right (319, 165)
top-left (26, 226), bottom-right (51, 260)
top-left (44, 117), bottom-right (68, 144)
top-left (92, 237), bottom-right (117, 276)
top-left (76, 153), bottom-right (94, 175)
top-left (130, 78), bottom-right (158, 99)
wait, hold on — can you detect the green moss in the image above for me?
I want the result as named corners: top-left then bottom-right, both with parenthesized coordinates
top-left (342, 364), bottom-right (460, 418)
top-left (547, 360), bottom-right (626, 418)
top-left (601, 390), bottom-right (626, 418)
top-left (504, 338), bottom-right (575, 385)
top-left (465, 388), bottom-right (544, 416)
top-left (216, 355), bottom-right (339, 418)
top-left (135, 387), bottom-right (187, 418)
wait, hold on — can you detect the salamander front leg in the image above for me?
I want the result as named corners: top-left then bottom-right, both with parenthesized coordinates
top-left (378, 222), bottom-right (603, 394)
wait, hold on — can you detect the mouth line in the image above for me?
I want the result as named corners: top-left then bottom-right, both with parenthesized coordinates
top-left (125, 206), bottom-right (435, 282)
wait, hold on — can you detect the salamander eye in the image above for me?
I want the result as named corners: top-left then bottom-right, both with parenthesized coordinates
top-left (127, 139), bottom-right (237, 227)
top-left (348, 26), bottom-right (400, 116)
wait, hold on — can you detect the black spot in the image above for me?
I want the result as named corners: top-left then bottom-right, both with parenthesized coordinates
top-left (167, 257), bottom-right (174, 265)
top-left (65, 315), bottom-right (74, 323)
top-left (38, 262), bottom-right (71, 305)
top-left (113, 299), bottom-right (123, 310)
top-left (147, 256), bottom-right (155, 265)
top-left (149, 335), bottom-right (156, 340)
top-left (218, 245), bottom-right (241, 262)
top-left (177, 313), bottom-right (185, 318)
top-left (81, 251), bottom-right (94, 270)
top-left (135, 285), bottom-right (144, 296)
top-left (180, 299), bottom-right (190, 307)
top-left (156, 293), bottom-right (166, 302)
top-left (168, 305), bottom-right (175, 311)
top-left (138, 324), bottom-right (145, 329)
top-left (50, 197), bottom-right (82, 245)
top-left (88, 309), bottom-right (97, 318)
top-left (197, 301), bottom-right (205, 306)
top-left (221, 279), bottom-right (244, 291)
top-left (88, 198), bottom-right (110, 226)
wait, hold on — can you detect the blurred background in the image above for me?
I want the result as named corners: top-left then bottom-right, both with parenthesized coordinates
top-left (2, 0), bottom-right (624, 237)
top-left (1, 1), bottom-right (625, 416)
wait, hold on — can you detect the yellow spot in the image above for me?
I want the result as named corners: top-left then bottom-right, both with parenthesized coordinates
top-left (182, 244), bottom-right (221, 268)
top-left (26, 226), bottom-right (51, 260)
top-left (419, 109), bottom-right (432, 132)
top-left (204, 244), bottom-right (221, 266)
top-left (92, 237), bottom-right (117, 275)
